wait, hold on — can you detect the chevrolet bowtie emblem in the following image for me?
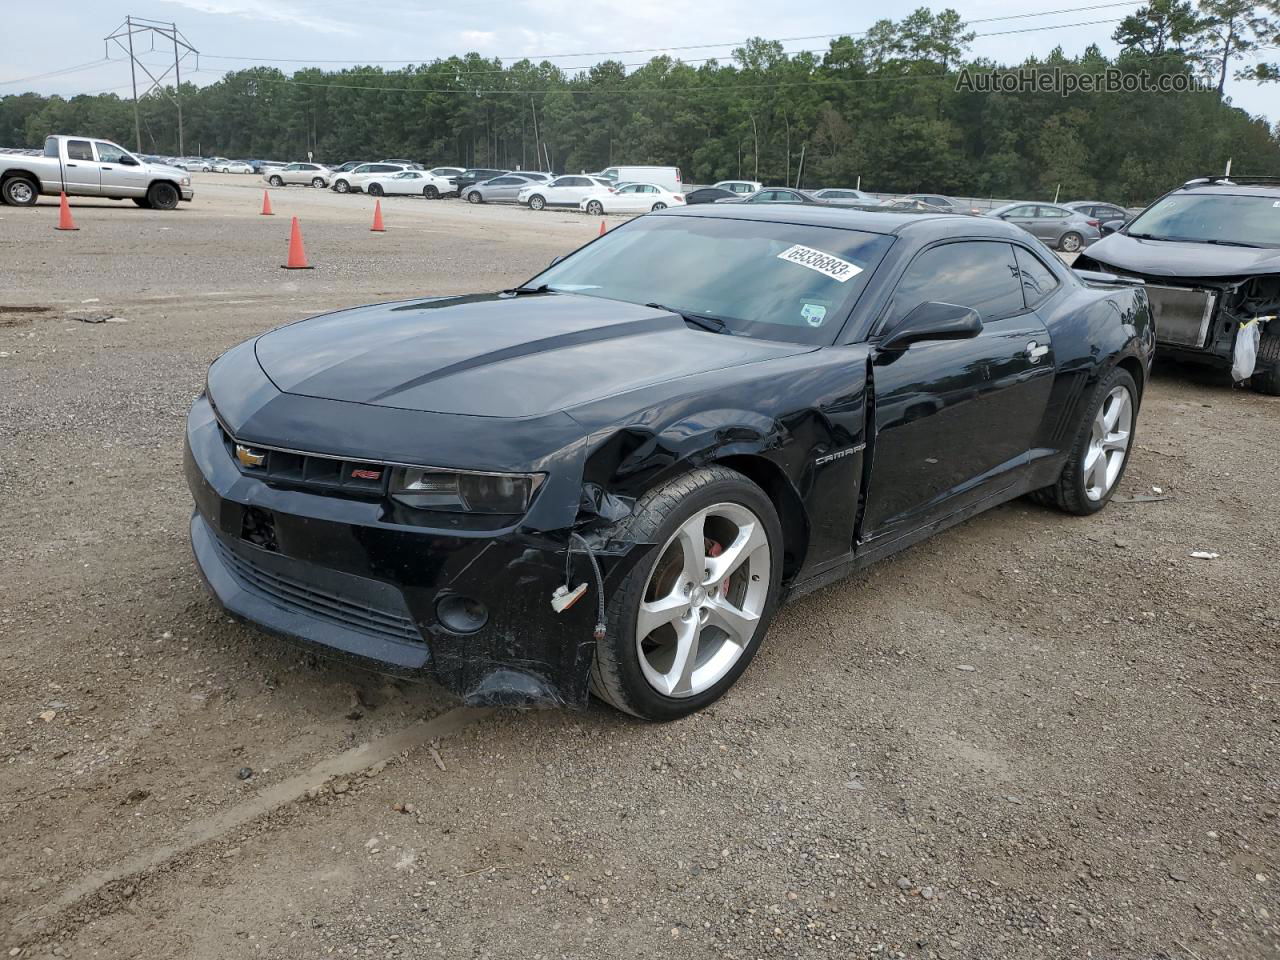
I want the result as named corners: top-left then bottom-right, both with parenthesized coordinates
top-left (235, 444), bottom-right (267, 468)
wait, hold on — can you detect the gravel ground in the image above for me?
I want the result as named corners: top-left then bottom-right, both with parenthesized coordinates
top-left (1, 175), bottom-right (1277, 960)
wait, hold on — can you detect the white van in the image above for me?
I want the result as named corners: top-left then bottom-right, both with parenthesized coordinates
top-left (598, 165), bottom-right (682, 193)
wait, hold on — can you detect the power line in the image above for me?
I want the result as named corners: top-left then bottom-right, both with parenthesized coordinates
top-left (0, 59), bottom-right (110, 87)
top-left (197, 1), bottom-right (1140, 66)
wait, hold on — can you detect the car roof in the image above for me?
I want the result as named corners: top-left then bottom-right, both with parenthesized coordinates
top-left (1177, 180), bottom-right (1280, 199)
top-left (654, 203), bottom-right (1028, 240)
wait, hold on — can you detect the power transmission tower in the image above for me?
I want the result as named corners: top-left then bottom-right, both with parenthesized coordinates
top-left (104, 16), bottom-right (198, 155)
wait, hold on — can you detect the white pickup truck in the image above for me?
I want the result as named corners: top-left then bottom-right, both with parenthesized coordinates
top-left (0, 134), bottom-right (194, 209)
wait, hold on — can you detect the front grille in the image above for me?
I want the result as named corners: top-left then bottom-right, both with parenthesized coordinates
top-left (212, 534), bottom-right (421, 644)
top-left (219, 425), bottom-right (390, 497)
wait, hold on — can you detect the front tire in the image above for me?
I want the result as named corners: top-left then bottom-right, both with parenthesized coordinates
top-left (1251, 333), bottom-right (1280, 395)
top-left (1034, 366), bottom-right (1138, 515)
top-left (147, 181), bottom-right (180, 210)
top-left (586, 200), bottom-right (604, 216)
top-left (2, 175), bottom-right (39, 206)
top-left (368, 183), bottom-right (384, 197)
top-left (334, 179), bottom-right (350, 194)
top-left (1059, 231), bottom-right (1083, 253)
top-left (528, 194), bottom-right (545, 211)
top-left (590, 466), bottom-right (783, 721)
top-left (311, 177), bottom-right (327, 189)
top-left (268, 175), bottom-right (284, 187)
top-left (467, 190), bottom-right (482, 203)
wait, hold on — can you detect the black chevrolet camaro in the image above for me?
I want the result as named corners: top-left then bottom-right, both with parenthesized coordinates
top-left (185, 206), bottom-right (1154, 721)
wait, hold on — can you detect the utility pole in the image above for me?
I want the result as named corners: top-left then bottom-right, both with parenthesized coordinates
top-left (105, 17), bottom-right (198, 154)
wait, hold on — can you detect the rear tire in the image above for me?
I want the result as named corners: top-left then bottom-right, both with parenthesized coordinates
top-left (651, 202), bottom-right (667, 211)
top-left (1059, 231), bottom-right (1083, 253)
top-left (368, 184), bottom-right (384, 197)
top-left (2, 175), bottom-right (39, 206)
top-left (424, 185), bottom-right (439, 199)
top-left (589, 466), bottom-right (783, 722)
top-left (1032, 366), bottom-right (1138, 515)
top-left (1251, 333), bottom-right (1280, 395)
top-left (147, 181), bottom-right (180, 211)
top-left (586, 200), bottom-right (603, 216)
top-left (528, 194), bottom-right (545, 211)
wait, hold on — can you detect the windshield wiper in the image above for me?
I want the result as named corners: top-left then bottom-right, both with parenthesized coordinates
top-left (1204, 238), bottom-right (1267, 248)
top-left (504, 283), bottom-right (552, 296)
top-left (645, 302), bottom-right (732, 335)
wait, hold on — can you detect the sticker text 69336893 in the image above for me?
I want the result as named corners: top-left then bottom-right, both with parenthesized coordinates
top-left (776, 244), bottom-right (863, 282)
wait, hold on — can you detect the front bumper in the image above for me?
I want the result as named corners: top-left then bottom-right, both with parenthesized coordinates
top-left (181, 186), bottom-right (195, 201)
top-left (184, 394), bottom-right (607, 707)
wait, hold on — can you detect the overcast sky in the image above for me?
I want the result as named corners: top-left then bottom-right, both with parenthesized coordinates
top-left (3, 0), bottom-right (1276, 124)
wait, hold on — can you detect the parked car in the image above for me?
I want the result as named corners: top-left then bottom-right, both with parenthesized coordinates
top-left (365, 170), bottom-right (455, 198)
top-left (177, 157), bottom-right (211, 172)
top-left (579, 182), bottom-right (685, 215)
top-left (430, 166), bottom-right (465, 178)
top-left (463, 174), bottom-right (540, 204)
top-left (331, 161), bottom-right (371, 174)
top-left (216, 160), bottom-right (254, 174)
top-left (1073, 174), bottom-right (1280, 394)
top-left (811, 188), bottom-right (875, 205)
top-left (985, 202), bottom-right (1101, 252)
top-left (519, 175), bottom-right (614, 210)
top-left (882, 194), bottom-right (977, 215)
top-left (187, 205), bottom-right (1153, 720)
top-left (599, 165), bottom-right (682, 193)
top-left (264, 162), bottom-right (331, 189)
top-left (1064, 200), bottom-right (1129, 223)
top-left (720, 188), bottom-right (825, 205)
top-left (331, 163), bottom-right (411, 194)
top-left (713, 180), bottom-right (763, 195)
top-left (451, 168), bottom-right (508, 193)
top-left (0, 134), bottom-right (193, 208)
top-left (381, 159), bottom-right (424, 169)
top-left (685, 186), bottom-right (738, 205)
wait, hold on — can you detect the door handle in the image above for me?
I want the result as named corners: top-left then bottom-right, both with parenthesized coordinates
top-left (1025, 341), bottom-right (1050, 363)
top-left (66, 163), bottom-right (77, 167)
top-left (102, 166), bottom-right (113, 171)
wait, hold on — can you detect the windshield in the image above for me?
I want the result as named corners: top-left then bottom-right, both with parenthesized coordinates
top-left (1126, 192), bottom-right (1280, 247)
top-left (526, 214), bottom-right (893, 345)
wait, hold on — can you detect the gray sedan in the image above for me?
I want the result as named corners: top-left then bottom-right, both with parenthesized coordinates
top-left (463, 174), bottom-right (537, 204)
top-left (985, 202), bottom-right (1101, 252)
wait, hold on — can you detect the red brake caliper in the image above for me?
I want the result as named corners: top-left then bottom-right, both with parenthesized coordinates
top-left (704, 539), bottom-right (729, 597)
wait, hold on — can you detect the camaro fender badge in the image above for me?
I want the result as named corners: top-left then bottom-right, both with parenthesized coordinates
top-left (235, 444), bottom-right (267, 468)
top-left (814, 443), bottom-right (866, 466)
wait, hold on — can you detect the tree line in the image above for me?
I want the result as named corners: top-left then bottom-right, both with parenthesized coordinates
top-left (2, 2), bottom-right (1279, 205)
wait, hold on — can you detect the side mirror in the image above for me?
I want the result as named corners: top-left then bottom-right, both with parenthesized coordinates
top-left (119, 155), bottom-right (139, 166)
top-left (881, 301), bottom-right (983, 351)
top-left (1100, 219), bottom-right (1125, 236)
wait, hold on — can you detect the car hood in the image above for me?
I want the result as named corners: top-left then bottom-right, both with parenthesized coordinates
top-left (253, 293), bottom-right (814, 418)
top-left (1085, 233), bottom-right (1280, 278)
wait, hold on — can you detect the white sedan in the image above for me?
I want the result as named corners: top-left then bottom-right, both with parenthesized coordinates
top-left (518, 175), bottom-right (615, 210)
top-left (364, 170), bottom-right (455, 198)
top-left (578, 182), bottom-right (686, 215)
top-left (217, 160), bottom-right (253, 174)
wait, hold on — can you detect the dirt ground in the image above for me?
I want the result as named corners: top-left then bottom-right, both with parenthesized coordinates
top-left (1, 174), bottom-right (1277, 960)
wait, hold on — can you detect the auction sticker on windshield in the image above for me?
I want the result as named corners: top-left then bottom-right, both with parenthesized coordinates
top-left (777, 244), bottom-right (863, 282)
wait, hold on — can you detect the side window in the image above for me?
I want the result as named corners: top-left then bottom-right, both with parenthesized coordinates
top-left (1013, 246), bottom-right (1061, 309)
top-left (95, 142), bottom-right (128, 163)
top-left (66, 140), bottom-right (94, 161)
top-left (1004, 205), bottom-right (1036, 218)
top-left (1037, 206), bottom-right (1068, 219)
top-left (883, 241), bottom-right (1024, 331)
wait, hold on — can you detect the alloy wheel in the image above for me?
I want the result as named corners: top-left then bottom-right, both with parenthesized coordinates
top-left (1083, 385), bottom-right (1133, 500)
top-left (636, 502), bottom-right (770, 698)
top-left (8, 181), bottom-right (34, 204)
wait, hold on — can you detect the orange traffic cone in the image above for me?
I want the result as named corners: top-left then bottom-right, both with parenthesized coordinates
top-left (281, 217), bottom-right (313, 270)
top-left (260, 190), bottom-right (274, 216)
top-left (598, 220), bottom-right (606, 236)
top-left (370, 199), bottom-right (385, 233)
top-left (55, 192), bottom-right (79, 231)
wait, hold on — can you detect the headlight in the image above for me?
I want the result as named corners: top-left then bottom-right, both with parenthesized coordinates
top-left (389, 467), bottom-right (544, 514)
top-left (181, 176), bottom-right (191, 185)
